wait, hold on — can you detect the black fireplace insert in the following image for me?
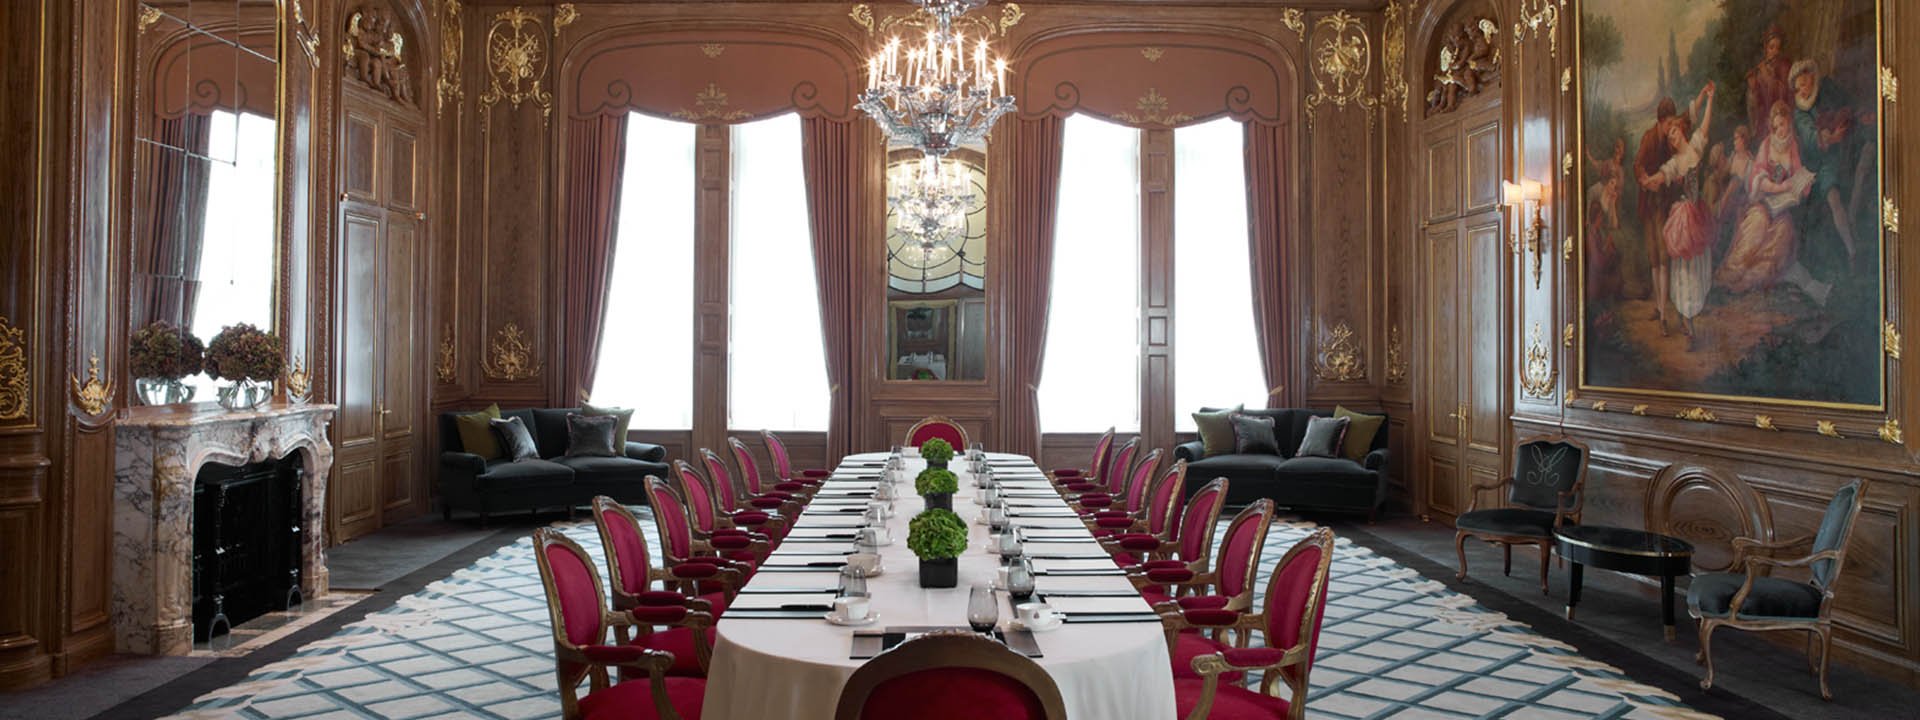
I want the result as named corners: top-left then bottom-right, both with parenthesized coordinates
top-left (192, 454), bottom-right (303, 641)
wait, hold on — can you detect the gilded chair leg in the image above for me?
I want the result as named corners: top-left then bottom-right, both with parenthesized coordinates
top-left (1454, 532), bottom-right (1470, 580)
top-left (1538, 544), bottom-right (1552, 596)
top-left (1817, 627), bottom-right (1834, 701)
top-left (1503, 544), bottom-right (1512, 576)
top-left (1698, 621), bottom-right (1718, 691)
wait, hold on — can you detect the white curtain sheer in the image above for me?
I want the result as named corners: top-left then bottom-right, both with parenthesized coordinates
top-left (591, 113), bottom-right (697, 428)
top-left (185, 109), bottom-right (277, 399)
top-left (728, 114), bottom-right (830, 432)
top-left (1173, 118), bottom-right (1266, 429)
top-left (1038, 114), bottom-right (1142, 433)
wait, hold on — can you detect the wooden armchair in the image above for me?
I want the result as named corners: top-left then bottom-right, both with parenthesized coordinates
top-left (1453, 436), bottom-right (1589, 594)
top-left (1165, 527), bottom-right (1336, 720)
top-left (904, 415), bottom-right (970, 449)
top-left (640, 476), bottom-right (751, 603)
top-left (1688, 479), bottom-right (1867, 700)
top-left (532, 528), bottom-right (706, 720)
top-left (833, 630), bottom-right (1066, 720)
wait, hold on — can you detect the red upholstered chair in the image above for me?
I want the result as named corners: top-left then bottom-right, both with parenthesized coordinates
top-left (673, 459), bottom-right (776, 562)
top-left (1078, 448), bottom-right (1164, 518)
top-left (1167, 528), bottom-right (1336, 720)
top-left (1063, 438), bottom-right (1137, 497)
top-left (640, 476), bottom-right (749, 603)
top-left (761, 429), bottom-right (831, 484)
top-left (1101, 461), bottom-right (1192, 563)
top-left (1118, 477), bottom-right (1229, 574)
top-left (532, 528), bottom-right (707, 720)
top-left (1151, 500), bottom-right (1276, 679)
top-left (904, 415), bottom-right (969, 449)
top-left (832, 630), bottom-right (1067, 720)
top-left (1051, 427), bottom-right (1114, 485)
top-left (727, 436), bottom-right (813, 507)
top-left (590, 496), bottom-right (717, 677)
top-left (697, 451), bottom-right (790, 543)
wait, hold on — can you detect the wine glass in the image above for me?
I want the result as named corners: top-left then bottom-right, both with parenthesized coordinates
top-left (988, 505), bottom-right (1008, 533)
top-left (1008, 557), bottom-right (1036, 603)
top-left (967, 585), bottom-right (999, 633)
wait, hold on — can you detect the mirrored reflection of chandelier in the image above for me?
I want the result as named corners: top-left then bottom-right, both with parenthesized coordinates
top-left (889, 154), bottom-right (976, 251)
top-left (858, 0), bottom-right (1015, 156)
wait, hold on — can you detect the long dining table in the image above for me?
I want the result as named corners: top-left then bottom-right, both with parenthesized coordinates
top-left (698, 450), bottom-right (1178, 719)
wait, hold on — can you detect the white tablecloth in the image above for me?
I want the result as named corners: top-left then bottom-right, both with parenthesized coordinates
top-left (700, 452), bottom-right (1177, 719)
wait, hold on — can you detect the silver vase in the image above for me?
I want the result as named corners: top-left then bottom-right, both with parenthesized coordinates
top-left (216, 380), bottom-right (272, 412)
top-left (133, 377), bottom-right (194, 406)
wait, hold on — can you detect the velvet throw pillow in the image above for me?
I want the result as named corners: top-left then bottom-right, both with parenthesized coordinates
top-left (1296, 415), bottom-right (1350, 458)
top-left (455, 404), bottom-right (503, 459)
top-left (1191, 405), bottom-right (1242, 458)
top-left (1334, 406), bottom-right (1385, 462)
top-left (490, 416), bottom-right (540, 461)
top-left (581, 402), bottom-right (633, 453)
top-left (565, 413), bottom-right (620, 458)
top-left (1229, 413), bottom-right (1279, 455)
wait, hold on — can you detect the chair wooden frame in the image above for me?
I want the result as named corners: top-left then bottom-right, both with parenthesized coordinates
top-left (831, 630), bottom-right (1068, 720)
top-left (1096, 460), bottom-right (1188, 538)
top-left (1153, 499), bottom-right (1277, 653)
top-left (701, 448), bottom-right (801, 531)
top-left (1052, 427), bottom-right (1115, 483)
top-left (1111, 476), bottom-right (1229, 567)
top-left (588, 496), bottom-right (717, 676)
top-left (1163, 527), bottom-right (1336, 720)
top-left (532, 527), bottom-right (702, 720)
top-left (1076, 448), bottom-right (1163, 516)
top-left (674, 459), bottom-right (779, 559)
top-left (728, 435), bottom-right (816, 505)
top-left (1453, 434), bottom-right (1590, 595)
top-left (904, 415), bottom-right (970, 449)
top-left (1692, 479), bottom-right (1867, 700)
top-left (640, 476), bottom-right (750, 600)
top-left (760, 429), bottom-right (830, 482)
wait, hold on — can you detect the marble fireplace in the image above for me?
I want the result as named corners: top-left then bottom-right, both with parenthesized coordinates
top-left (113, 403), bottom-right (336, 655)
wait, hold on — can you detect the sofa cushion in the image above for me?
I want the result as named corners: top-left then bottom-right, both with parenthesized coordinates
top-left (582, 402), bottom-right (634, 448)
top-left (1273, 456), bottom-right (1377, 485)
top-left (454, 404), bottom-right (503, 459)
top-left (491, 417), bottom-right (540, 461)
top-left (1229, 413), bottom-right (1279, 455)
top-left (1295, 416), bottom-right (1349, 458)
top-left (1689, 572), bottom-right (1824, 619)
top-left (1189, 453), bottom-right (1289, 477)
top-left (531, 408), bottom-right (580, 460)
top-left (478, 458), bottom-right (574, 488)
top-left (566, 413), bottom-right (621, 458)
top-left (1455, 508), bottom-right (1556, 537)
top-left (553, 455), bottom-right (663, 484)
top-left (1334, 406), bottom-right (1385, 462)
top-left (1191, 406), bottom-right (1241, 459)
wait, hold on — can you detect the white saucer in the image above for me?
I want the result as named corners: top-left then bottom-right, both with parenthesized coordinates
top-left (843, 564), bottom-right (886, 577)
top-left (1007, 617), bottom-right (1063, 632)
top-left (826, 610), bottom-right (880, 627)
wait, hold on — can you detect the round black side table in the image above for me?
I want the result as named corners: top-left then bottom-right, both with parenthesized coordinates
top-left (1553, 525), bottom-right (1695, 640)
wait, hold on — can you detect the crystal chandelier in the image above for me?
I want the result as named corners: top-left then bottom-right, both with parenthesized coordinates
top-left (888, 154), bottom-right (976, 250)
top-left (858, 0), bottom-right (1015, 156)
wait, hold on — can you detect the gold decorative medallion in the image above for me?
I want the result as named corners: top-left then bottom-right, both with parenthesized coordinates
top-left (671, 83), bottom-right (751, 122)
top-left (0, 316), bottom-right (26, 421)
top-left (1519, 323), bottom-right (1557, 399)
top-left (436, 0), bottom-right (464, 116)
top-left (1885, 197), bottom-right (1900, 233)
top-left (701, 44), bottom-right (726, 58)
top-left (1305, 11), bottom-right (1375, 129)
top-left (436, 323), bottom-right (457, 384)
top-left (69, 356), bottom-right (112, 417)
top-left (1816, 420), bottom-right (1842, 439)
top-left (1141, 48), bottom-right (1164, 62)
top-left (552, 3), bottom-right (578, 35)
top-left (1884, 321), bottom-right (1901, 360)
top-left (1562, 323), bottom-right (1574, 348)
top-left (482, 322), bottom-right (543, 381)
top-left (1385, 325), bottom-right (1409, 385)
top-left (285, 355), bottom-right (312, 404)
top-left (1280, 9), bottom-right (1306, 41)
top-left (1381, 1), bottom-right (1410, 121)
top-left (1882, 65), bottom-right (1898, 104)
top-left (1878, 419), bottom-right (1903, 445)
top-left (1675, 407), bottom-right (1716, 423)
top-left (1591, 400), bottom-right (1607, 412)
top-left (1754, 414), bottom-right (1777, 430)
top-left (1313, 321), bottom-right (1366, 382)
top-left (479, 6), bottom-right (553, 130)
top-left (1115, 88), bottom-right (1193, 126)
top-left (138, 5), bottom-right (163, 33)
top-left (1631, 404), bottom-right (1648, 416)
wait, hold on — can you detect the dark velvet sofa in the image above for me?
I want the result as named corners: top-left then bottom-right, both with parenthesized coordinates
top-left (1175, 408), bottom-right (1389, 519)
top-left (437, 407), bottom-right (669, 524)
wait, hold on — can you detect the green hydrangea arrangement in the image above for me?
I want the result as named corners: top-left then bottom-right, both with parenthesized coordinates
top-left (914, 467), bottom-right (958, 496)
top-left (906, 508), bottom-right (969, 560)
top-left (918, 437), bottom-right (954, 464)
top-left (204, 323), bottom-right (285, 382)
top-left (129, 321), bottom-right (204, 380)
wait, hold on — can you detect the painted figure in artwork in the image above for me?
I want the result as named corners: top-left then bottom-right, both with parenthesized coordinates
top-left (1633, 97), bottom-right (1680, 332)
top-left (1745, 26), bottom-right (1792, 132)
top-left (1654, 82), bottom-right (1717, 340)
top-left (1717, 101), bottom-right (1814, 295)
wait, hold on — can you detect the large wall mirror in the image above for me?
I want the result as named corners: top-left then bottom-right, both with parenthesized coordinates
top-left (884, 142), bottom-right (988, 381)
top-left (133, 0), bottom-right (281, 400)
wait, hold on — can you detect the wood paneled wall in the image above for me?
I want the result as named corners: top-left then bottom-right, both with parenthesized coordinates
top-left (1388, 0), bottom-right (1920, 687)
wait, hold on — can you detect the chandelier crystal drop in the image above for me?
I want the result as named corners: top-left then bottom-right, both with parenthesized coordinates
top-left (889, 155), bottom-right (976, 249)
top-left (858, 0), bottom-right (1015, 156)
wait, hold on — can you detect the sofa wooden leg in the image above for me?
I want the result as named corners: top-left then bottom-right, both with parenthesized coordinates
top-left (1454, 532), bottom-right (1470, 581)
top-left (1503, 544), bottom-right (1512, 576)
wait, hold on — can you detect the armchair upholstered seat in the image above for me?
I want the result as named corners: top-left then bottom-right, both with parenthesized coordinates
top-left (1149, 500), bottom-right (1276, 664)
top-left (1688, 574), bottom-right (1824, 618)
top-left (1454, 436), bottom-right (1588, 594)
top-left (533, 528), bottom-right (706, 720)
top-left (1453, 507), bottom-right (1556, 537)
top-left (1166, 528), bottom-right (1338, 720)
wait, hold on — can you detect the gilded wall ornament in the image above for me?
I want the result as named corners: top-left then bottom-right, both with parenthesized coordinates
top-left (701, 44), bottom-right (726, 58)
top-left (0, 316), bottom-right (27, 421)
top-left (849, 2), bottom-right (1022, 38)
top-left (1381, 1), bottom-right (1410, 120)
top-left (479, 6), bottom-right (553, 130)
top-left (69, 356), bottom-right (112, 417)
top-left (1114, 88), bottom-right (1193, 126)
top-left (138, 5), bottom-right (163, 33)
top-left (1884, 321), bottom-right (1901, 360)
top-left (1425, 16), bottom-right (1497, 116)
top-left (1562, 152), bottom-right (1572, 177)
top-left (1519, 323), bottom-right (1556, 399)
top-left (1280, 9), bottom-right (1305, 41)
top-left (1141, 48), bottom-right (1165, 62)
top-left (553, 3), bottom-right (578, 35)
top-left (482, 322), bottom-right (542, 381)
top-left (1631, 404), bottom-right (1648, 416)
top-left (1591, 400), bottom-right (1607, 412)
top-left (1675, 407), bottom-right (1716, 423)
top-left (436, 323), bottom-right (457, 384)
top-left (1562, 323), bottom-right (1574, 348)
top-left (1313, 321), bottom-right (1365, 382)
top-left (1881, 65), bottom-right (1898, 103)
top-left (1515, 0), bottom-right (1559, 58)
top-left (285, 355), bottom-right (312, 404)
top-left (1560, 68), bottom-right (1570, 94)
top-left (436, 0), bottom-right (464, 115)
top-left (1306, 11), bottom-right (1375, 128)
top-left (344, 6), bottom-right (415, 105)
top-left (1878, 419), bottom-right (1903, 445)
top-left (1385, 325), bottom-right (1409, 385)
top-left (1563, 235), bottom-right (1574, 261)
top-left (1885, 197), bottom-right (1900, 233)
top-left (1754, 414), bottom-right (1776, 430)
top-left (1816, 420), bottom-right (1842, 438)
top-left (291, 0), bottom-right (321, 67)
top-left (671, 83), bottom-right (751, 122)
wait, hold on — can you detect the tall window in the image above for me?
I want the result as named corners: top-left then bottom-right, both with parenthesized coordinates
top-left (185, 109), bottom-right (277, 399)
top-left (1038, 114), bottom-right (1142, 432)
top-left (729, 114), bottom-right (830, 431)
top-left (1173, 118), bottom-right (1265, 429)
top-left (591, 113), bottom-right (697, 428)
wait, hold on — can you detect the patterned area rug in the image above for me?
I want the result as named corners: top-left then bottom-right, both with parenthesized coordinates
top-left (161, 514), bottom-right (1714, 719)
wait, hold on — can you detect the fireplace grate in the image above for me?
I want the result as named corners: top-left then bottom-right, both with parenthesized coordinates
top-left (192, 455), bottom-right (303, 642)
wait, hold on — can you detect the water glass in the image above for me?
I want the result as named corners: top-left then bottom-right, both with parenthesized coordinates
top-left (997, 530), bottom-right (1023, 560)
top-left (967, 585), bottom-right (999, 633)
top-left (1007, 558), bottom-right (1036, 603)
top-left (988, 506), bottom-right (1008, 532)
top-left (841, 567), bottom-right (870, 598)
top-left (968, 442), bottom-right (985, 460)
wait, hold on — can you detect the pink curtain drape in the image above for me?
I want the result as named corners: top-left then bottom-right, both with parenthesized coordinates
top-left (1243, 121), bottom-right (1293, 407)
top-left (134, 114), bottom-right (212, 331)
top-left (563, 114), bottom-right (629, 403)
top-left (1001, 115), bottom-right (1067, 456)
top-left (802, 117), bottom-right (866, 462)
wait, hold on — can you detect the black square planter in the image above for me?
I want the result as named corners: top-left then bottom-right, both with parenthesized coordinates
top-left (918, 558), bottom-right (958, 588)
top-left (922, 493), bottom-right (953, 511)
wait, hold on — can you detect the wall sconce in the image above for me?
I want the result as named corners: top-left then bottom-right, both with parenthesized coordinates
top-left (1502, 178), bottom-right (1547, 288)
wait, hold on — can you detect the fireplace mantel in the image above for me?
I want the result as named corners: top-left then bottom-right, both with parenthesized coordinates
top-left (113, 402), bottom-right (336, 655)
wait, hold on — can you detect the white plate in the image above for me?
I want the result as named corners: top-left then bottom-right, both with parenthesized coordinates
top-left (826, 610), bottom-right (881, 627)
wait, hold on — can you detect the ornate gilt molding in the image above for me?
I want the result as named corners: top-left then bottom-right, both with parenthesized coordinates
top-left (1885, 196), bottom-right (1900, 233)
top-left (1514, 0), bottom-right (1559, 58)
top-left (553, 3), bottom-right (578, 36)
top-left (285, 355), bottom-right (312, 403)
top-left (1563, 235), bottom-right (1574, 261)
top-left (0, 316), bottom-right (27, 421)
top-left (1313, 321), bottom-right (1365, 382)
top-left (701, 44), bottom-right (726, 58)
top-left (1631, 404), bottom-right (1648, 416)
top-left (482, 322), bottom-right (542, 381)
top-left (1381, 1), bottom-right (1409, 121)
top-left (1141, 48), bottom-right (1164, 63)
top-left (849, 2), bottom-right (1022, 38)
top-left (1884, 321), bottom-right (1901, 360)
top-left (138, 5), bottom-right (163, 33)
top-left (479, 6), bottom-right (553, 131)
top-left (291, 0), bottom-right (321, 67)
top-left (1590, 400), bottom-right (1607, 412)
top-left (436, 0), bottom-right (464, 116)
top-left (671, 83), bottom-right (751, 122)
top-left (1675, 407), bottom-right (1716, 423)
top-left (1280, 9), bottom-right (1305, 41)
top-left (1879, 419), bottom-right (1903, 445)
top-left (69, 356), bottom-right (112, 417)
top-left (1562, 323), bottom-right (1574, 348)
top-left (1816, 420), bottom-right (1842, 439)
top-left (1562, 152), bottom-right (1573, 177)
top-left (1754, 414), bottom-right (1777, 431)
top-left (1114, 88), bottom-right (1192, 126)
top-left (1881, 65), bottom-right (1898, 104)
top-left (1305, 11), bottom-right (1374, 130)
top-left (436, 323), bottom-right (457, 384)
top-left (1519, 323), bottom-right (1556, 399)
top-left (1385, 325), bottom-right (1408, 385)
top-left (1560, 68), bottom-right (1570, 94)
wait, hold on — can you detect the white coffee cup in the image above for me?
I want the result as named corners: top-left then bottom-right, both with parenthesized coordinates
top-left (867, 500), bottom-right (890, 517)
top-left (857, 527), bottom-right (883, 546)
top-left (847, 552), bottom-right (882, 574)
top-left (1015, 602), bottom-right (1059, 627)
top-left (834, 595), bottom-right (870, 621)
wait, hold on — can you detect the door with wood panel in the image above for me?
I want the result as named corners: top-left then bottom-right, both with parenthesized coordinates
top-left (1418, 100), bottom-right (1508, 521)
